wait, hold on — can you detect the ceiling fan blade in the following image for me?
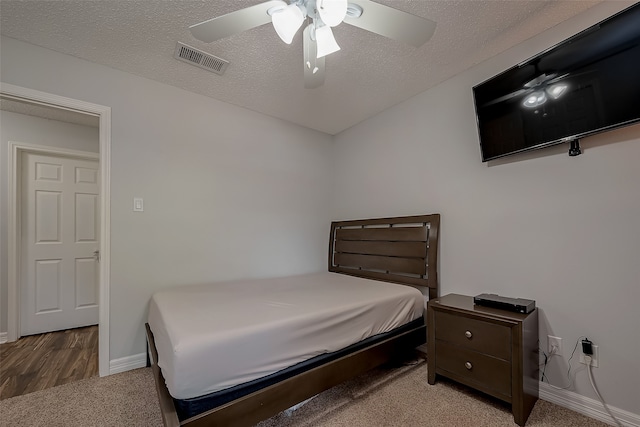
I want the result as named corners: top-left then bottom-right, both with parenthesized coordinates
top-left (545, 70), bottom-right (596, 85)
top-left (544, 73), bottom-right (570, 85)
top-left (303, 25), bottom-right (325, 89)
top-left (523, 73), bottom-right (559, 89)
top-left (343, 0), bottom-right (436, 47)
top-left (481, 89), bottom-right (531, 107)
top-left (189, 0), bottom-right (285, 43)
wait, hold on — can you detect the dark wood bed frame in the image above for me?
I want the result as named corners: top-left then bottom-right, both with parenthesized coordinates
top-left (146, 213), bottom-right (440, 427)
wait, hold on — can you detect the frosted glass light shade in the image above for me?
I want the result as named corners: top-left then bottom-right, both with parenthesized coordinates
top-left (315, 25), bottom-right (340, 58)
top-left (272, 4), bottom-right (304, 44)
top-left (547, 84), bottom-right (568, 99)
top-left (522, 91), bottom-right (547, 108)
top-left (317, 0), bottom-right (348, 27)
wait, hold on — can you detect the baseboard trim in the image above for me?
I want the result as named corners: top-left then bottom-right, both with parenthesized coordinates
top-left (109, 352), bottom-right (147, 375)
top-left (0, 332), bottom-right (7, 344)
top-left (539, 382), bottom-right (640, 426)
top-left (103, 354), bottom-right (639, 426)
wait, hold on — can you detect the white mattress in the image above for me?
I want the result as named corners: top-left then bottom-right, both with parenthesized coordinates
top-left (147, 272), bottom-right (423, 400)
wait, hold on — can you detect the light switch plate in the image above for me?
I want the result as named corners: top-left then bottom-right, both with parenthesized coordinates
top-left (133, 197), bottom-right (144, 212)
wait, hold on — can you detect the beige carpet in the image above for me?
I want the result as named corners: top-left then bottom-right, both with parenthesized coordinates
top-left (0, 358), bottom-right (607, 427)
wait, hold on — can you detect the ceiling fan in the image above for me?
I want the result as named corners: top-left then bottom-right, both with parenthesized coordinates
top-left (189, 0), bottom-right (437, 88)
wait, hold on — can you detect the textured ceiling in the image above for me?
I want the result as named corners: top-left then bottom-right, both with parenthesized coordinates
top-left (0, 0), bottom-right (609, 134)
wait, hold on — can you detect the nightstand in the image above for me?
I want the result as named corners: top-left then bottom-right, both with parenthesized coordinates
top-left (427, 294), bottom-right (539, 426)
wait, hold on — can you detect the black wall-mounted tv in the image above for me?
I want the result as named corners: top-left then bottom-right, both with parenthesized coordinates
top-left (473, 3), bottom-right (640, 162)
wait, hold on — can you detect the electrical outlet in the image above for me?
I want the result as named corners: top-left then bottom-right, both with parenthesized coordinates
top-left (580, 344), bottom-right (599, 367)
top-left (548, 335), bottom-right (562, 355)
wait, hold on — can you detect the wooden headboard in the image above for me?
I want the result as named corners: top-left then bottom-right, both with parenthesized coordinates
top-left (329, 214), bottom-right (440, 300)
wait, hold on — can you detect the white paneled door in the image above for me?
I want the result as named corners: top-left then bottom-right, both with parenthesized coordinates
top-left (20, 152), bottom-right (100, 336)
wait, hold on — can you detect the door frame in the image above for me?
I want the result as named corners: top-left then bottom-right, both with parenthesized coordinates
top-left (2, 82), bottom-right (111, 377)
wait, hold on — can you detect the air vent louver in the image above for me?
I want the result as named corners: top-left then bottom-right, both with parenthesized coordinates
top-left (174, 42), bottom-right (229, 75)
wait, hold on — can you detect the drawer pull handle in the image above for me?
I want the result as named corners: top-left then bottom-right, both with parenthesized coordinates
top-left (465, 362), bottom-right (473, 370)
top-left (465, 330), bottom-right (473, 339)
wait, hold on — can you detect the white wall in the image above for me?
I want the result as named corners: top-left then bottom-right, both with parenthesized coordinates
top-left (0, 110), bottom-right (99, 333)
top-left (333, 2), bottom-right (639, 415)
top-left (0, 36), bottom-right (334, 360)
top-left (2, 2), bottom-right (638, 419)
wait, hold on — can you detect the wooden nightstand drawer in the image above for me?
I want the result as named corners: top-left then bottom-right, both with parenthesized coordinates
top-left (435, 311), bottom-right (511, 360)
top-left (436, 340), bottom-right (511, 398)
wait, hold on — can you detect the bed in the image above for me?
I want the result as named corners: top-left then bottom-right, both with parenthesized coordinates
top-left (146, 213), bottom-right (440, 427)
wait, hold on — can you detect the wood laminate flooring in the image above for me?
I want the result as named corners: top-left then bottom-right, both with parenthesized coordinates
top-left (0, 325), bottom-right (98, 400)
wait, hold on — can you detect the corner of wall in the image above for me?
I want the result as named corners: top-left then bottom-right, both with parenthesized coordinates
top-left (109, 353), bottom-right (147, 376)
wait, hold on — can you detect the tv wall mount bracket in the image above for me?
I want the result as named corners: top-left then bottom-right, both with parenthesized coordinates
top-left (568, 139), bottom-right (582, 157)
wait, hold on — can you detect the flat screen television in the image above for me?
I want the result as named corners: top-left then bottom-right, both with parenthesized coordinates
top-left (473, 3), bottom-right (640, 162)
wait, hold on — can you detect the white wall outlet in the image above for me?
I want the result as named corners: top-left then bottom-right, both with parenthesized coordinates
top-left (548, 335), bottom-right (562, 355)
top-left (580, 344), bottom-right (599, 367)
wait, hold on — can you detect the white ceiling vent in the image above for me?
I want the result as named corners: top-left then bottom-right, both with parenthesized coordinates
top-left (174, 42), bottom-right (229, 75)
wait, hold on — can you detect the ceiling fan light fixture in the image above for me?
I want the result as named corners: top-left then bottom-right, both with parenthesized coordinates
top-left (523, 91), bottom-right (547, 108)
top-left (547, 83), bottom-right (568, 99)
top-left (315, 25), bottom-right (340, 58)
top-left (317, 0), bottom-right (348, 27)
top-left (346, 3), bottom-right (363, 18)
top-left (272, 3), bottom-right (305, 44)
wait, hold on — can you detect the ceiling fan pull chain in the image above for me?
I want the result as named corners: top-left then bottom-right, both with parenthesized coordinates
top-left (309, 20), bottom-right (319, 73)
top-left (306, 33), bottom-right (318, 74)
top-left (306, 39), bottom-right (311, 69)
top-left (305, 18), bottom-right (312, 70)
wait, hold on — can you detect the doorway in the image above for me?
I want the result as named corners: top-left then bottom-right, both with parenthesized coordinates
top-left (1, 82), bottom-right (111, 377)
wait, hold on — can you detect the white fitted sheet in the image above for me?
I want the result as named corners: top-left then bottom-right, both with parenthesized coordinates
top-left (147, 272), bottom-right (423, 400)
